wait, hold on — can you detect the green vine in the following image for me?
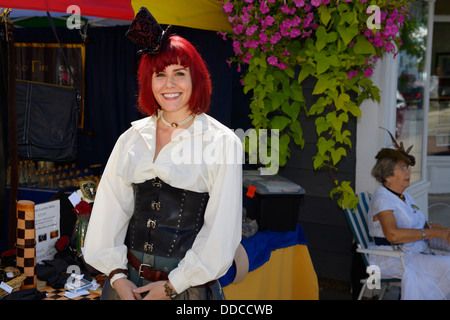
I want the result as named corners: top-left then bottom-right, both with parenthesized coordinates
top-left (220, 0), bottom-right (411, 210)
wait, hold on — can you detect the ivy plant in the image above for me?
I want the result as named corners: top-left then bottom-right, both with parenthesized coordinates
top-left (219, 0), bottom-right (410, 211)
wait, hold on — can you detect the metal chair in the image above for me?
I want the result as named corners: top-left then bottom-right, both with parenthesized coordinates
top-left (344, 192), bottom-right (405, 300)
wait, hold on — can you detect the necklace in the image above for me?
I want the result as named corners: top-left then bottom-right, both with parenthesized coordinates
top-left (383, 185), bottom-right (406, 202)
top-left (159, 110), bottom-right (196, 128)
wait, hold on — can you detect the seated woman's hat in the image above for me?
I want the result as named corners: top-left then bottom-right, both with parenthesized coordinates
top-left (125, 7), bottom-right (172, 54)
top-left (375, 128), bottom-right (416, 166)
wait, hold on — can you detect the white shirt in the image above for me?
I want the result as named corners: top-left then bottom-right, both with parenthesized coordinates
top-left (368, 185), bottom-right (427, 253)
top-left (84, 113), bottom-right (243, 293)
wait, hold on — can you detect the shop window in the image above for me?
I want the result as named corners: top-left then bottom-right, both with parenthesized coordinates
top-left (396, 0), bottom-right (428, 183)
top-left (428, 23), bottom-right (450, 156)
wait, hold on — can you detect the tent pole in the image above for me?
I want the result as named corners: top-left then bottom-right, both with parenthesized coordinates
top-left (5, 17), bottom-right (18, 250)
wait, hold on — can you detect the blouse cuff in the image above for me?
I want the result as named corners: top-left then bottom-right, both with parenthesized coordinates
top-left (109, 273), bottom-right (128, 290)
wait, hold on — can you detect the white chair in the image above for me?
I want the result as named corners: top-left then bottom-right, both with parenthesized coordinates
top-left (344, 192), bottom-right (405, 300)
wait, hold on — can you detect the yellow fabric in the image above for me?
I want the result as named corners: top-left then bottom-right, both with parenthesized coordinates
top-left (223, 245), bottom-right (319, 300)
top-left (131, 0), bottom-right (231, 31)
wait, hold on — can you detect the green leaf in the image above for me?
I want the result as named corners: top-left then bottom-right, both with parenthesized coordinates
top-left (315, 116), bottom-right (332, 135)
top-left (353, 35), bottom-right (376, 55)
top-left (270, 115), bottom-right (291, 131)
top-left (334, 92), bottom-right (350, 111)
top-left (298, 64), bottom-right (315, 84)
top-left (290, 120), bottom-right (304, 148)
top-left (326, 111), bottom-right (343, 132)
top-left (319, 6), bottom-right (332, 26)
top-left (268, 92), bottom-right (285, 111)
top-left (337, 24), bottom-right (358, 45)
top-left (290, 83), bottom-right (304, 102)
top-left (317, 137), bottom-right (335, 156)
top-left (313, 74), bottom-right (331, 95)
top-left (282, 101), bottom-right (301, 120)
top-left (331, 147), bottom-right (347, 165)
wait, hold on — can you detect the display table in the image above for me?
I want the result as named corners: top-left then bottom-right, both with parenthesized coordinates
top-left (220, 223), bottom-right (318, 300)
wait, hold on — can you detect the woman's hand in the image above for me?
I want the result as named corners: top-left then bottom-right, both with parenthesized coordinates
top-left (429, 227), bottom-right (450, 244)
top-left (132, 280), bottom-right (173, 300)
top-left (113, 278), bottom-right (142, 300)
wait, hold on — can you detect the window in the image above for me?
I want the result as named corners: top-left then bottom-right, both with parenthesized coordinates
top-left (428, 24), bottom-right (450, 156)
top-left (396, 0), bottom-right (428, 183)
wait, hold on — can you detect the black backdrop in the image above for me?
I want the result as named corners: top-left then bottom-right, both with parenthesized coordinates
top-left (13, 24), bottom-right (251, 168)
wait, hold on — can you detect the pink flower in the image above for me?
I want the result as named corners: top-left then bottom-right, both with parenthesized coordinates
top-left (243, 52), bottom-right (253, 64)
top-left (277, 62), bottom-right (287, 70)
top-left (290, 28), bottom-right (301, 38)
top-left (246, 25), bottom-right (258, 36)
top-left (311, 0), bottom-right (322, 7)
top-left (233, 24), bottom-right (244, 35)
top-left (243, 39), bottom-right (259, 48)
top-left (270, 32), bottom-right (282, 44)
top-left (232, 40), bottom-right (243, 55)
top-left (267, 56), bottom-right (278, 66)
top-left (384, 41), bottom-right (395, 53)
top-left (347, 70), bottom-right (358, 80)
top-left (223, 2), bottom-right (233, 13)
top-left (364, 67), bottom-right (373, 78)
top-left (265, 15), bottom-right (275, 26)
top-left (260, 1), bottom-right (270, 14)
top-left (281, 4), bottom-right (296, 15)
top-left (303, 12), bottom-right (314, 28)
top-left (259, 32), bottom-right (268, 44)
top-left (293, 0), bottom-right (305, 7)
top-left (217, 31), bottom-right (227, 41)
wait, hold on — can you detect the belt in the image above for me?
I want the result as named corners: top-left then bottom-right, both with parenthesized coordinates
top-left (374, 237), bottom-right (392, 246)
top-left (373, 237), bottom-right (403, 246)
top-left (127, 251), bottom-right (215, 288)
top-left (127, 251), bottom-right (169, 282)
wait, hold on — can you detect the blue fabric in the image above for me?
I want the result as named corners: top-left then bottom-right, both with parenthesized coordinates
top-left (219, 223), bottom-right (308, 287)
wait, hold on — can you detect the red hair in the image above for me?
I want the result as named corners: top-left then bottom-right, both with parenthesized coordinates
top-left (137, 35), bottom-right (212, 116)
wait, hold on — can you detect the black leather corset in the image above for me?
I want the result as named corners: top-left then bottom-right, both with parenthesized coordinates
top-left (125, 177), bottom-right (209, 259)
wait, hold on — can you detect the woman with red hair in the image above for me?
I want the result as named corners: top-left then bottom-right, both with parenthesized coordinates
top-left (84, 8), bottom-right (242, 300)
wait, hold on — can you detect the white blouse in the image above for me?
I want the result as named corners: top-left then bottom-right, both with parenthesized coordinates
top-left (84, 113), bottom-right (243, 294)
top-left (368, 185), bottom-right (427, 253)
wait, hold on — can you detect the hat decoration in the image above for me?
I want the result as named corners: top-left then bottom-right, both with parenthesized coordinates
top-left (125, 7), bottom-right (172, 54)
top-left (375, 128), bottom-right (416, 166)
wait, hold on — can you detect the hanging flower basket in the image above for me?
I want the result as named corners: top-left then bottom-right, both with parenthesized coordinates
top-left (219, 0), bottom-right (411, 209)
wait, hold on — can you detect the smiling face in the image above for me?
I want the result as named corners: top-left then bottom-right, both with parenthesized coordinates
top-left (151, 64), bottom-right (193, 115)
top-left (387, 159), bottom-right (411, 193)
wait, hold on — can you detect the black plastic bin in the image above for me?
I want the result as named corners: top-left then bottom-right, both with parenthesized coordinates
top-left (243, 172), bottom-right (305, 231)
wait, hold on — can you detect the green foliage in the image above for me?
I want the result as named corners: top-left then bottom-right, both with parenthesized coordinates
top-left (221, 0), bottom-right (410, 211)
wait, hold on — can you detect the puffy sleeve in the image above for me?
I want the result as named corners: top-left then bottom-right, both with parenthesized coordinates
top-left (84, 133), bottom-right (135, 275)
top-left (168, 132), bottom-right (243, 293)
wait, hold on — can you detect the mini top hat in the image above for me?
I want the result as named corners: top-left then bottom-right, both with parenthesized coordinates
top-left (125, 7), bottom-right (172, 54)
top-left (375, 128), bottom-right (416, 166)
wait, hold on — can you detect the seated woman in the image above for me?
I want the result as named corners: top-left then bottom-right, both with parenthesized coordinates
top-left (368, 132), bottom-right (450, 300)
